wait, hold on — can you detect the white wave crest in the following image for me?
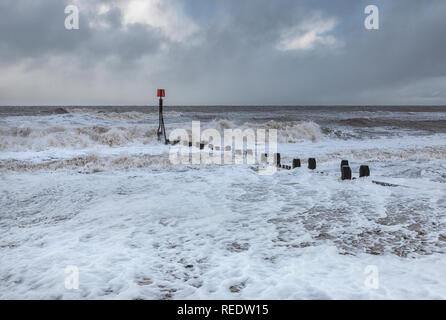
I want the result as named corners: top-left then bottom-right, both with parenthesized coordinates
top-left (0, 117), bottom-right (323, 152)
top-left (201, 119), bottom-right (323, 143)
top-left (0, 125), bottom-right (159, 152)
top-left (68, 108), bottom-right (183, 121)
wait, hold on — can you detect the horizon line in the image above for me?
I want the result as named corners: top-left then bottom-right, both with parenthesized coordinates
top-left (1, 104), bottom-right (446, 108)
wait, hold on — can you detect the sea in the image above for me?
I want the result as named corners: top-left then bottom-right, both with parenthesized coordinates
top-left (0, 105), bottom-right (445, 299)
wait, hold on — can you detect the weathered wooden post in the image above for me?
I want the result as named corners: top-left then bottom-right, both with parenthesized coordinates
top-left (360, 165), bottom-right (370, 177)
top-left (308, 158), bottom-right (316, 170)
top-left (292, 159), bottom-right (301, 168)
top-left (341, 165), bottom-right (352, 180)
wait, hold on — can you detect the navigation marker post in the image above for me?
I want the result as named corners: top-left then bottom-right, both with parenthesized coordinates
top-left (156, 89), bottom-right (168, 144)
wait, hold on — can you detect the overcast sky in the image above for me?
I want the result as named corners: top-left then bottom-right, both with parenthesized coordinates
top-left (0, 0), bottom-right (445, 106)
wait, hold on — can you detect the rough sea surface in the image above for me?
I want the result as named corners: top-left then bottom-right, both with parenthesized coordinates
top-left (0, 105), bottom-right (445, 299)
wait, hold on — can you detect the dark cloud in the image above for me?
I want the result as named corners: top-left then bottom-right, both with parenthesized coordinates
top-left (0, 0), bottom-right (79, 60)
top-left (0, 0), bottom-right (166, 65)
top-left (0, 0), bottom-right (445, 105)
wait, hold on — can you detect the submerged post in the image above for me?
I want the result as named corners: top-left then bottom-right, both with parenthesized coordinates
top-left (156, 89), bottom-right (168, 144)
top-left (308, 158), bottom-right (316, 170)
top-left (360, 165), bottom-right (370, 177)
top-left (275, 153), bottom-right (281, 167)
top-left (341, 165), bottom-right (352, 180)
top-left (292, 159), bottom-right (301, 168)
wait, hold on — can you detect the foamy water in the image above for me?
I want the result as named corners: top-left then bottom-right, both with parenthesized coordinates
top-left (0, 106), bottom-right (445, 299)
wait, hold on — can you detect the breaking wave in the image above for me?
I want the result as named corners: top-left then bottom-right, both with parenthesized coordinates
top-left (199, 119), bottom-right (323, 143)
top-left (0, 120), bottom-right (323, 152)
top-left (336, 118), bottom-right (446, 133)
top-left (0, 125), bottom-right (159, 151)
top-left (67, 108), bottom-right (183, 122)
top-left (321, 146), bottom-right (446, 162)
top-left (0, 153), bottom-right (171, 173)
top-left (259, 120), bottom-right (322, 143)
top-left (2, 145), bottom-right (444, 173)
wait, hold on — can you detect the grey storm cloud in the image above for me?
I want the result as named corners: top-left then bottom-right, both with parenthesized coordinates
top-left (0, 0), bottom-right (445, 105)
top-left (0, 0), bottom-right (165, 63)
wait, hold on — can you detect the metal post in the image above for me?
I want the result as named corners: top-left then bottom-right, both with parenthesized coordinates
top-left (157, 95), bottom-right (168, 144)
